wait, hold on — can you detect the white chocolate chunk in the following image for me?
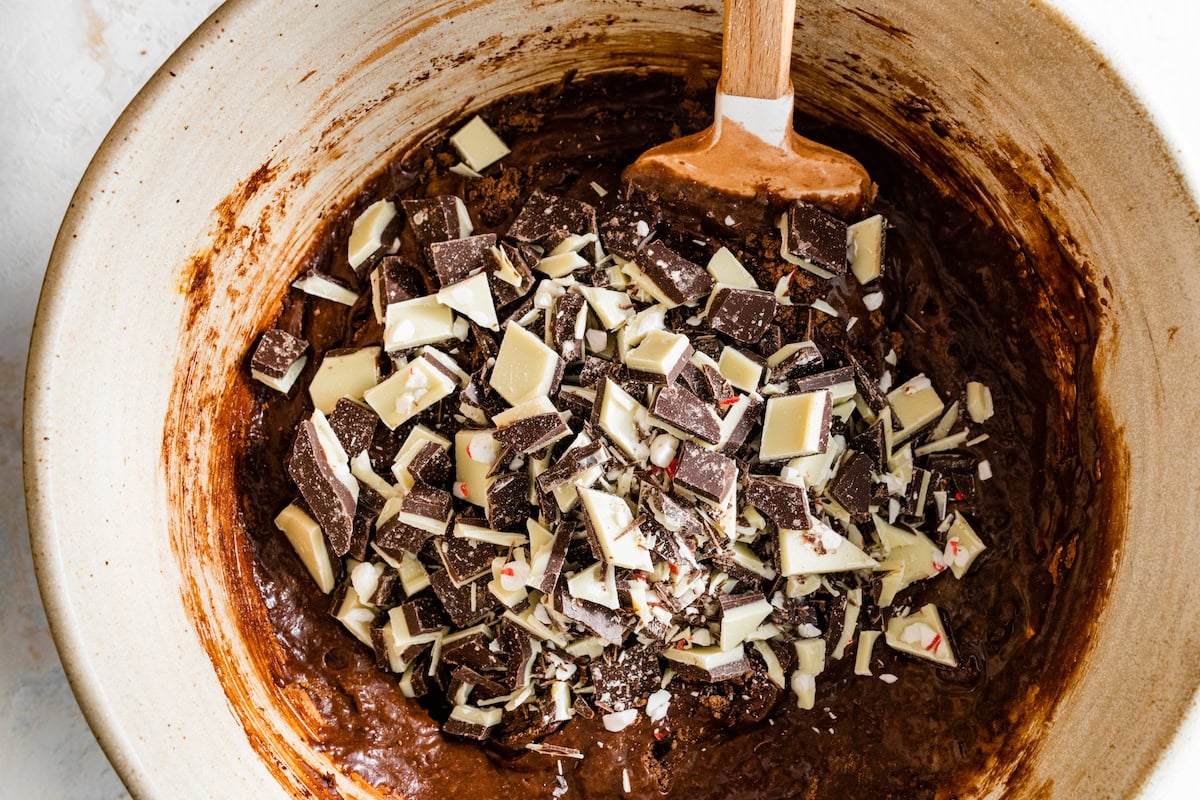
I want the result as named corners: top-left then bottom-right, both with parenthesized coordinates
top-left (888, 374), bottom-right (945, 442)
top-left (567, 562), bottom-right (620, 610)
top-left (781, 433), bottom-right (844, 494)
top-left (966, 381), bottom-right (995, 423)
top-left (449, 702), bottom-right (503, 729)
top-left (394, 550), bottom-right (431, 595)
top-left (384, 295), bottom-right (457, 352)
top-left (348, 199), bottom-right (397, 270)
top-left (779, 523), bottom-right (878, 575)
top-left (718, 347), bottom-right (762, 392)
top-left (274, 503), bottom-right (336, 593)
top-left (579, 487), bottom-right (652, 571)
top-left (931, 400), bottom-right (960, 441)
top-left (830, 586), bottom-right (862, 660)
top-left (760, 390), bottom-right (833, 461)
top-left (751, 641), bottom-right (786, 688)
top-left (790, 670), bottom-right (817, 710)
top-left (454, 428), bottom-right (497, 508)
top-left (625, 330), bottom-right (690, 379)
top-left (706, 246), bottom-right (758, 289)
top-left (549, 233), bottom-right (598, 257)
top-left (719, 596), bottom-right (773, 650)
top-left (310, 409), bottom-right (358, 501)
top-left (455, 520), bottom-right (527, 548)
top-left (490, 322), bottom-right (561, 406)
top-left (623, 303), bottom-right (667, 347)
top-left (308, 347), bottom-right (381, 414)
top-left (603, 709), bottom-right (639, 732)
top-left (847, 214), bottom-right (885, 285)
top-left (436, 272), bottom-right (498, 331)
top-left (576, 284), bottom-right (635, 330)
top-left (449, 116), bottom-right (510, 171)
top-left (502, 607), bottom-right (569, 648)
top-left (943, 512), bottom-right (987, 579)
top-left (855, 630), bottom-right (882, 676)
top-left (492, 395), bottom-right (559, 426)
top-left (662, 643), bottom-right (745, 674)
top-left (550, 681), bottom-right (574, 722)
top-left (729, 542), bottom-right (777, 580)
top-left (251, 355), bottom-right (306, 394)
top-left (292, 273), bottom-right (359, 306)
top-left (363, 355), bottom-right (456, 429)
top-left (332, 572), bottom-right (376, 646)
top-left (490, 245), bottom-right (523, 288)
top-left (793, 638), bottom-right (826, 675)
top-left (885, 603), bottom-right (958, 667)
top-left (351, 452), bottom-right (399, 499)
top-left (597, 379), bottom-right (650, 461)
top-left (535, 251), bottom-right (589, 279)
top-left (350, 560), bottom-right (384, 605)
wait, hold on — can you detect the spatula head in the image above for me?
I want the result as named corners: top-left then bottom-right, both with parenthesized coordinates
top-left (623, 118), bottom-right (875, 227)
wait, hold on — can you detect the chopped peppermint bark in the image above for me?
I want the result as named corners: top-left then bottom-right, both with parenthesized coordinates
top-left (255, 170), bottom-right (998, 747)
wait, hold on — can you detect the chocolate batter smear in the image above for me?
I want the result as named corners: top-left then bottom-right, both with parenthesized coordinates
top-left (235, 72), bottom-right (1111, 799)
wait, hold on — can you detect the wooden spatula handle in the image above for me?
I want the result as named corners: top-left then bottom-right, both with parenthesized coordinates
top-left (720, 0), bottom-right (796, 99)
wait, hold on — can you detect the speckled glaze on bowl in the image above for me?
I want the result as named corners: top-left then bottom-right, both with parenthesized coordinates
top-left (24, 0), bottom-right (1200, 798)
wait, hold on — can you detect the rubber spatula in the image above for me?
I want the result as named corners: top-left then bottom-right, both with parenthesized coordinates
top-left (623, 0), bottom-right (875, 225)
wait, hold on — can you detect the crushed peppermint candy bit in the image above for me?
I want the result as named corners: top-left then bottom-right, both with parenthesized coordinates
top-left (251, 142), bottom-right (1000, 750)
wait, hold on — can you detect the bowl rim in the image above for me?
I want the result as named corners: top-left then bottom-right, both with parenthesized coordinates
top-left (23, 0), bottom-right (1200, 797)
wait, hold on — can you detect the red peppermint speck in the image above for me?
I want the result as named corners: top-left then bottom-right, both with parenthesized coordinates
top-left (653, 730), bottom-right (665, 740)
top-left (949, 540), bottom-right (960, 556)
top-left (675, 639), bottom-right (686, 650)
top-left (955, 491), bottom-right (965, 502)
top-left (667, 563), bottom-right (679, 576)
top-left (932, 560), bottom-right (946, 573)
top-left (665, 458), bottom-right (680, 479)
top-left (925, 634), bottom-right (942, 653)
top-left (719, 396), bottom-right (740, 406)
top-left (501, 566), bottom-right (515, 577)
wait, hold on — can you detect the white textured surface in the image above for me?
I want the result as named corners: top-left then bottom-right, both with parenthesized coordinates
top-left (1, 2), bottom-right (218, 797)
top-left (4, 1), bottom-right (1199, 799)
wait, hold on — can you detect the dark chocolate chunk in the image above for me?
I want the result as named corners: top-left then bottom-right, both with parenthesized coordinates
top-left (435, 535), bottom-right (497, 586)
top-left (589, 645), bottom-right (661, 712)
top-left (829, 452), bottom-right (874, 521)
top-left (251, 328), bottom-right (308, 382)
top-left (448, 666), bottom-right (509, 703)
top-left (851, 419), bottom-right (888, 472)
top-left (376, 255), bottom-right (422, 305)
top-left (767, 341), bottom-right (824, 383)
top-left (786, 366), bottom-right (855, 396)
top-left (707, 287), bottom-right (777, 344)
top-left (551, 292), bottom-right (587, 361)
top-left (746, 476), bottom-right (814, 530)
top-left (667, 649), bottom-right (750, 683)
top-left (579, 355), bottom-right (613, 388)
top-left (287, 420), bottom-right (357, 556)
top-left (348, 482), bottom-right (384, 562)
top-left (496, 620), bottom-right (536, 689)
top-left (506, 190), bottom-right (597, 243)
top-left (573, 696), bottom-right (595, 719)
top-left (442, 631), bottom-right (505, 673)
top-left (634, 242), bottom-right (712, 305)
top-left (494, 412), bottom-right (569, 455)
top-left (328, 398), bottom-right (378, 457)
top-left (754, 324), bottom-right (783, 360)
top-left (532, 523), bottom-right (571, 596)
top-left (429, 233), bottom-right (497, 288)
top-left (430, 569), bottom-right (499, 627)
top-left (699, 364), bottom-right (735, 406)
top-left (598, 203), bottom-right (659, 259)
top-left (847, 351), bottom-right (889, 417)
top-left (650, 385), bottom-right (722, 444)
top-left (375, 514), bottom-right (433, 555)
top-left (401, 484), bottom-right (452, 523)
top-left (558, 592), bottom-right (628, 645)
top-left (407, 440), bottom-right (452, 486)
top-left (402, 196), bottom-right (470, 248)
top-left (485, 473), bottom-right (531, 531)
top-left (401, 596), bottom-right (450, 635)
top-left (785, 200), bottom-right (849, 275)
top-left (367, 566), bottom-right (405, 606)
top-left (673, 441), bottom-right (737, 503)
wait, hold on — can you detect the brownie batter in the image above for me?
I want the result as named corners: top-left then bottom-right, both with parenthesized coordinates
top-left (235, 73), bottom-right (1108, 799)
